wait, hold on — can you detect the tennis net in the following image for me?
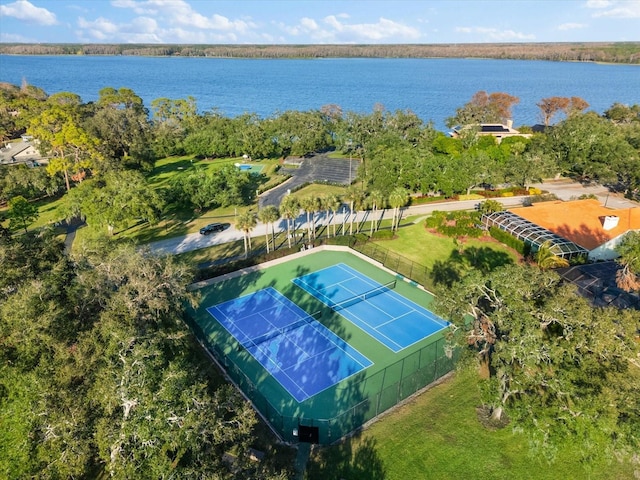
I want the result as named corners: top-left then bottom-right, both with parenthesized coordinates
top-left (332, 280), bottom-right (397, 311)
top-left (247, 311), bottom-right (321, 348)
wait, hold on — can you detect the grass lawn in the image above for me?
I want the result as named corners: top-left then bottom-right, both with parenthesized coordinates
top-left (305, 369), bottom-right (636, 480)
top-left (289, 183), bottom-right (348, 199)
top-left (374, 219), bottom-right (521, 271)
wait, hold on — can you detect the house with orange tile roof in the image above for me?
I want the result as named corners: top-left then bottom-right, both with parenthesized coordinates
top-left (509, 199), bottom-right (640, 261)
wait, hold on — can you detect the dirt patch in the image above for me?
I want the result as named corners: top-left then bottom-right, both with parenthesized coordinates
top-left (476, 405), bottom-right (510, 430)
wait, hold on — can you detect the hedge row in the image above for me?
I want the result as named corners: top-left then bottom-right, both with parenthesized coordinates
top-left (489, 226), bottom-right (531, 256)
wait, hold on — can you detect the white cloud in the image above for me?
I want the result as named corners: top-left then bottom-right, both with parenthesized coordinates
top-left (0, 31), bottom-right (36, 42)
top-left (280, 13), bottom-right (421, 42)
top-left (77, 15), bottom-right (165, 43)
top-left (455, 26), bottom-right (535, 41)
top-left (300, 17), bottom-right (319, 31)
top-left (78, 0), bottom-right (261, 43)
top-left (0, 0), bottom-right (57, 26)
top-left (111, 0), bottom-right (160, 16)
top-left (585, 0), bottom-right (640, 17)
top-left (77, 16), bottom-right (120, 41)
top-left (557, 22), bottom-right (588, 30)
top-left (111, 0), bottom-right (256, 32)
top-left (323, 15), bottom-right (421, 41)
top-left (585, 0), bottom-right (613, 7)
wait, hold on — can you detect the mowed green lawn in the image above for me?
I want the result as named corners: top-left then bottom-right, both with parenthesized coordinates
top-left (305, 369), bottom-right (635, 480)
top-left (377, 217), bottom-right (521, 270)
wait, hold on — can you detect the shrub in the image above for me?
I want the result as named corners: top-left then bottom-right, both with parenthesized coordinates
top-left (529, 193), bottom-right (558, 204)
top-left (489, 226), bottom-right (530, 255)
top-left (425, 210), bottom-right (482, 238)
top-left (370, 229), bottom-right (394, 240)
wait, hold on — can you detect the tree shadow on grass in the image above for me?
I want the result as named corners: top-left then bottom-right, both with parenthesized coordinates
top-left (431, 246), bottom-right (514, 288)
top-left (306, 435), bottom-right (386, 480)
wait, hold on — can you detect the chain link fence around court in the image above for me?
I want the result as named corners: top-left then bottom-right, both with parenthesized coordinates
top-left (195, 234), bottom-right (435, 292)
top-left (352, 240), bottom-right (432, 290)
top-left (189, 311), bottom-right (456, 445)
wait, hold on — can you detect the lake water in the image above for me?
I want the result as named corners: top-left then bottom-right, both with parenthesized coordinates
top-left (0, 55), bottom-right (638, 131)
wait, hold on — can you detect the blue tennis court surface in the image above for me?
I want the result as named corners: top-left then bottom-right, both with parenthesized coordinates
top-left (292, 264), bottom-right (449, 352)
top-left (206, 287), bottom-right (372, 402)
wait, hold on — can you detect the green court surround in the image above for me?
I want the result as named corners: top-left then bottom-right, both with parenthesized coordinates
top-left (187, 247), bottom-right (456, 444)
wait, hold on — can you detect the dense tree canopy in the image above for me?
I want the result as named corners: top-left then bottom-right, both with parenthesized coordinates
top-left (434, 264), bottom-right (640, 467)
top-left (0, 233), bottom-right (289, 478)
top-left (3, 82), bottom-right (640, 205)
top-left (615, 231), bottom-right (640, 292)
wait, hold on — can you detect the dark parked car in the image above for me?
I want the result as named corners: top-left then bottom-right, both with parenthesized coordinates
top-left (199, 223), bottom-right (224, 235)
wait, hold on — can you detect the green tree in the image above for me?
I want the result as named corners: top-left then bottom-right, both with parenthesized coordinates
top-left (615, 231), bottom-right (640, 292)
top-left (477, 199), bottom-right (504, 215)
top-left (535, 240), bottom-right (570, 270)
top-left (87, 87), bottom-right (154, 170)
top-left (547, 111), bottom-right (635, 184)
top-left (604, 102), bottom-right (640, 124)
top-left (28, 105), bottom-right (99, 191)
top-left (300, 195), bottom-right (321, 241)
top-left (344, 186), bottom-right (365, 235)
top-left (324, 194), bottom-right (342, 237)
top-left (273, 110), bottom-right (331, 156)
top-left (279, 196), bottom-right (300, 248)
top-left (368, 190), bottom-right (385, 234)
top-left (434, 264), bottom-right (640, 466)
top-left (258, 205), bottom-right (280, 253)
top-left (388, 187), bottom-right (409, 232)
top-left (1, 240), bottom-right (275, 478)
top-left (7, 195), bottom-right (38, 233)
top-left (150, 96), bottom-right (197, 157)
top-left (236, 210), bottom-right (257, 256)
top-left (64, 170), bottom-right (163, 234)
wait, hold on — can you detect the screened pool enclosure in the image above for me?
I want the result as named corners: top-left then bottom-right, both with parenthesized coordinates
top-left (482, 211), bottom-right (589, 260)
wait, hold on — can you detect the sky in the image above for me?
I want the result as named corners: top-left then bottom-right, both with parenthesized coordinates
top-left (0, 0), bottom-right (639, 44)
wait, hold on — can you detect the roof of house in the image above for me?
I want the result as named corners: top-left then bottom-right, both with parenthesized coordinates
top-left (449, 122), bottom-right (532, 142)
top-left (0, 140), bottom-right (46, 166)
top-left (510, 199), bottom-right (640, 250)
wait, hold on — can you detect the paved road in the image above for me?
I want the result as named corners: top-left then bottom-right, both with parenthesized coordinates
top-left (528, 179), bottom-right (638, 210)
top-left (146, 180), bottom-right (639, 256)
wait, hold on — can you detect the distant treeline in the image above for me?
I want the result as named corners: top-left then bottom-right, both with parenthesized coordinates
top-left (1, 42), bottom-right (639, 64)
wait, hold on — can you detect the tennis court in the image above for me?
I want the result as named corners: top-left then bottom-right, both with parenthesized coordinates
top-left (292, 263), bottom-right (449, 352)
top-left (189, 248), bottom-right (456, 444)
top-left (207, 287), bottom-right (372, 402)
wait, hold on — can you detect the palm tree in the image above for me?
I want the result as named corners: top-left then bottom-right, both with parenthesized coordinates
top-left (352, 190), bottom-right (367, 233)
top-left (318, 195), bottom-right (329, 236)
top-left (325, 194), bottom-right (342, 237)
top-left (388, 187), bottom-right (409, 233)
top-left (368, 190), bottom-right (385, 234)
top-left (300, 196), bottom-right (321, 241)
top-left (235, 210), bottom-right (257, 257)
top-left (536, 240), bottom-right (570, 270)
top-left (344, 186), bottom-right (365, 235)
top-left (279, 196), bottom-right (300, 248)
top-left (257, 205), bottom-right (280, 253)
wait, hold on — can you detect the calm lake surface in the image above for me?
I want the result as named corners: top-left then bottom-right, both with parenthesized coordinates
top-left (1, 55), bottom-right (638, 131)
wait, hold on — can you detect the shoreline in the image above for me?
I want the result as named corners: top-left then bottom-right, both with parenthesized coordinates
top-left (1, 42), bottom-right (639, 64)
